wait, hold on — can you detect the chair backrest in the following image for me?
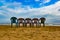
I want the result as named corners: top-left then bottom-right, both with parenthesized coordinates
top-left (10, 17), bottom-right (17, 23)
top-left (18, 18), bottom-right (24, 23)
top-left (40, 17), bottom-right (46, 23)
top-left (32, 18), bottom-right (38, 23)
top-left (25, 18), bottom-right (31, 23)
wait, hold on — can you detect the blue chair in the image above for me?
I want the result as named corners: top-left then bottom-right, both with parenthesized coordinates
top-left (10, 17), bottom-right (17, 28)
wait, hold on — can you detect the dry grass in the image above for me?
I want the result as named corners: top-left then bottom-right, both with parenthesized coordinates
top-left (0, 25), bottom-right (60, 40)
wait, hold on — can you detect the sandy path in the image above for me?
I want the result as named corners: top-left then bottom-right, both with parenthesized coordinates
top-left (0, 25), bottom-right (60, 40)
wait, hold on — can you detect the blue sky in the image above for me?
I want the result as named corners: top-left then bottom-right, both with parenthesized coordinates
top-left (0, 0), bottom-right (60, 24)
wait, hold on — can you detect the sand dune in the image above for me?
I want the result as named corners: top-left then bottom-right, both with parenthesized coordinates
top-left (0, 25), bottom-right (60, 40)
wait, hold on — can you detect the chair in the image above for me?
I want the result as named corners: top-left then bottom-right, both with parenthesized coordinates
top-left (17, 18), bottom-right (25, 27)
top-left (32, 18), bottom-right (38, 27)
top-left (39, 17), bottom-right (46, 27)
top-left (25, 18), bottom-right (32, 27)
top-left (10, 17), bottom-right (17, 28)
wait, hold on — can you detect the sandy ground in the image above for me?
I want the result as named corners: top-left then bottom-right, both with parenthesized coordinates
top-left (0, 25), bottom-right (60, 40)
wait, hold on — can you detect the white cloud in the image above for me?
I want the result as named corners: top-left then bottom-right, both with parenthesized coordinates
top-left (43, 0), bottom-right (51, 3)
top-left (0, 1), bottom-right (60, 16)
top-left (35, 0), bottom-right (40, 2)
top-left (35, 0), bottom-right (51, 6)
top-left (35, 0), bottom-right (51, 3)
top-left (0, 1), bottom-right (60, 23)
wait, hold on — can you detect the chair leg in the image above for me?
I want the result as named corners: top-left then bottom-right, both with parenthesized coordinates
top-left (26, 24), bottom-right (27, 27)
top-left (30, 23), bottom-right (31, 27)
top-left (24, 23), bottom-right (25, 27)
top-left (18, 23), bottom-right (20, 27)
top-left (32, 23), bottom-right (34, 27)
top-left (39, 23), bottom-right (41, 27)
top-left (16, 23), bottom-right (18, 28)
top-left (36, 24), bottom-right (38, 27)
top-left (43, 23), bottom-right (45, 27)
top-left (11, 23), bottom-right (13, 28)
top-left (31, 23), bottom-right (34, 27)
top-left (23, 23), bottom-right (24, 27)
top-left (25, 23), bottom-right (27, 27)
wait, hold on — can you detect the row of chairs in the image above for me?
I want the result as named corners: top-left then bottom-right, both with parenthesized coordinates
top-left (10, 17), bottom-right (46, 27)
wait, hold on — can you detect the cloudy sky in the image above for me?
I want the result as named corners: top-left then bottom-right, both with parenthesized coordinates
top-left (0, 0), bottom-right (60, 24)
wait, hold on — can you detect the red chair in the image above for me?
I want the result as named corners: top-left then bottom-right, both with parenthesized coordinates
top-left (25, 18), bottom-right (32, 27)
top-left (32, 18), bottom-right (39, 27)
top-left (17, 18), bottom-right (25, 27)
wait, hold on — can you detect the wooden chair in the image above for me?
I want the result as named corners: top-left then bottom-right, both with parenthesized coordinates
top-left (32, 18), bottom-right (38, 27)
top-left (39, 17), bottom-right (46, 27)
top-left (17, 18), bottom-right (25, 27)
top-left (25, 18), bottom-right (31, 27)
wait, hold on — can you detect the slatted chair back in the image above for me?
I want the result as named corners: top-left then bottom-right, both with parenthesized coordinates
top-left (40, 17), bottom-right (46, 23)
top-left (17, 18), bottom-right (25, 27)
top-left (25, 18), bottom-right (32, 27)
top-left (18, 18), bottom-right (24, 23)
top-left (39, 17), bottom-right (46, 27)
top-left (32, 18), bottom-right (39, 27)
top-left (25, 18), bottom-right (31, 23)
top-left (10, 17), bottom-right (17, 27)
top-left (32, 18), bottom-right (38, 23)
